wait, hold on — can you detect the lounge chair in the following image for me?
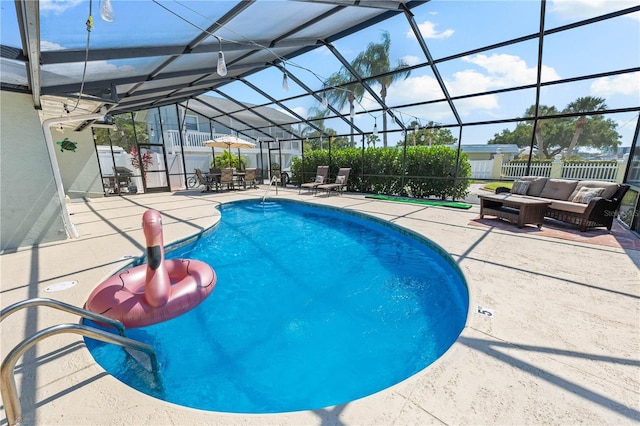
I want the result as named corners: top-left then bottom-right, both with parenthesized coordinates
top-left (195, 168), bottom-right (216, 192)
top-left (299, 165), bottom-right (329, 194)
top-left (316, 168), bottom-right (350, 197)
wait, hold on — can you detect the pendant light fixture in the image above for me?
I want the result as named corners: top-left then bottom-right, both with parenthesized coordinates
top-left (216, 36), bottom-right (227, 76)
top-left (100, 0), bottom-right (114, 22)
top-left (282, 69), bottom-right (289, 91)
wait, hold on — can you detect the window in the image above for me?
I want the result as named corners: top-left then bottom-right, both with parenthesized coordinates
top-left (184, 115), bottom-right (199, 131)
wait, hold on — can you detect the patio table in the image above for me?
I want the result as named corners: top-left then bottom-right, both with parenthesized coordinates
top-left (479, 193), bottom-right (551, 229)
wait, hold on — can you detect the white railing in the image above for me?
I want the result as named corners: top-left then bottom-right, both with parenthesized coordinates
top-left (164, 130), bottom-right (218, 149)
top-left (162, 130), bottom-right (300, 152)
top-left (560, 162), bottom-right (618, 181)
top-left (501, 162), bottom-right (552, 179)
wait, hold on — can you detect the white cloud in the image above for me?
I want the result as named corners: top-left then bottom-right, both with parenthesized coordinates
top-left (383, 53), bottom-right (563, 119)
top-left (40, 0), bottom-right (84, 14)
top-left (388, 75), bottom-right (443, 104)
top-left (385, 74), bottom-right (498, 119)
top-left (549, 0), bottom-right (639, 21)
top-left (45, 60), bottom-right (136, 79)
top-left (462, 54), bottom-right (561, 88)
top-left (290, 106), bottom-right (308, 118)
top-left (40, 40), bottom-right (65, 52)
top-left (402, 55), bottom-right (422, 67)
top-left (406, 21), bottom-right (454, 40)
top-left (590, 72), bottom-right (640, 97)
top-left (41, 38), bottom-right (136, 79)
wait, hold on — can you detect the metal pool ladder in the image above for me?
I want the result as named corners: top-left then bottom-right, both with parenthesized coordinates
top-left (1, 298), bottom-right (159, 426)
top-left (262, 175), bottom-right (280, 203)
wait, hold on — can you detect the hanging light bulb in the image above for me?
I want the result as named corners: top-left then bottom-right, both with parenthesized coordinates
top-left (217, 51), bottom-right (227, 76)
top-left (100, 0), bottom-right (115, 22)
top-left (350, 104), bottom-right (355, 119)
top-left (373, 119), bottom-right (378, 135)
top-left (282, 70), bottom-right (289, 92)
top-left (321, 92), bottom-right (328, 108)
top-left (216, 37), bottom-right (227, 76)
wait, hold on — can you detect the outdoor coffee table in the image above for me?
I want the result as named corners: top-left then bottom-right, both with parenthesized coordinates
top-left (479, 193), bottom-right (551, 229)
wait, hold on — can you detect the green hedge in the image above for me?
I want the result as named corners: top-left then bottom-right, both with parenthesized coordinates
top-left (291, 146), bottom-right (471, 199)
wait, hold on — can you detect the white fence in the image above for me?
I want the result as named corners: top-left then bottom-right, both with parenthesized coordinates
top-left (468, 156), bottom-right (627, 183)
top-left (500, 162), bottom-right (553, 179)
top-left (560, 162), bottom-right (619, 181)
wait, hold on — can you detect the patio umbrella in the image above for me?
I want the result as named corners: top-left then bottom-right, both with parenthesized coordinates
top-left (203, 136), bottom-right (256, 168)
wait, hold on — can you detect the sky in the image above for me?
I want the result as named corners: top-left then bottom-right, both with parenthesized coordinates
top-left (1, 0), bottom-right (639, 148)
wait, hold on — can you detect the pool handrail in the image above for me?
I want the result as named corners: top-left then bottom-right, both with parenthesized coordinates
top-left (1, 323), bottom-right (159, 426)
top-left (0, 297), bottom-right (126, 336)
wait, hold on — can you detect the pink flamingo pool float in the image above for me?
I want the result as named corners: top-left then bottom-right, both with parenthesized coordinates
top-left (85, 209), bottom-right (216, 328)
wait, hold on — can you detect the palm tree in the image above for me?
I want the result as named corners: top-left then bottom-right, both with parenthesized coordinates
top-left (526, 105), bottom-right (558, 159)
top-left (563, 96), bottom-right (607, 159)
top-left (325, 69), bottom-right (365, 147)
top-left (302, 106), bottom-right (330, 150)
top-left (352, 31), bottom-right (411, 147)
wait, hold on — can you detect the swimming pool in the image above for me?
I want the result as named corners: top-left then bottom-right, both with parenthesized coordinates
top-left (85, 200), bottom-right (468, 413)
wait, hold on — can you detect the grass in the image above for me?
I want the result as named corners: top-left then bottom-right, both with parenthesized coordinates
top-left (481, 181), bottom-right (512, 192)
top-left (364, 195), bottom-right (473, 209)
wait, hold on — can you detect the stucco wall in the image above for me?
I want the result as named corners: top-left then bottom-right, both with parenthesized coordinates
top-left (0, 91), bottom-right (66, 250)
top-left (51, 126), bottom-right (104, 199)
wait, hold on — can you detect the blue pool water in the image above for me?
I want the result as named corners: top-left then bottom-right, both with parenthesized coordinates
top-left (85, 200), bottom-right (468, 413)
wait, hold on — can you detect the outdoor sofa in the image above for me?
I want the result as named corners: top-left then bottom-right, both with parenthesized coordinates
top-left (496, 176), bottom-right (629, 231)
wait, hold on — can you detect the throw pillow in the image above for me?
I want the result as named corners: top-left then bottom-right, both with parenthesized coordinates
top-left (571, 186), bottom-right (604, 204)
top-left (335, 175), bottom-right (345, 184)
top-left (315, 175), bottom-right (324, 184)
top-left (511, 180), bottom-right (530, 195)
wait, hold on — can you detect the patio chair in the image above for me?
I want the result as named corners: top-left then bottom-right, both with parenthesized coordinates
top-left (316, 168), bottom-right (350, 197)
top-left (195, 168), bottom-right (216, 192)
top-left (209, 168), bottom-right (221, 191)
top-left (243, 168), bottom-right (258, 189)
top-left (299, 165), bottom-right (329, 194)
top-left (220, 168), bottom-right (235, 191)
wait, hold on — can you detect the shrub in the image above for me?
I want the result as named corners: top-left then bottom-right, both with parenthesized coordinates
top-left (291, 146), bottom-right (470, 199)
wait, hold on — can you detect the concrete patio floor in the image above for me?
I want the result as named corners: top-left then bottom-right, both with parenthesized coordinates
top-left (1, 187), bottom-right (639, 425)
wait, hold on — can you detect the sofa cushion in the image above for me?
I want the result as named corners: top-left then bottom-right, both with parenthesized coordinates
top-left (517, 176), bottom-right (548, 197)
top-left (539, 179), bottom-right (578, 200)
top-left (511, 180), bottom-right (530, 195)
top-left (569, 180), bottom-right (618, 201)
top-left (546, 199), bottom-right (588, 214)
top-left (571, 186), bottom-right (604, 204)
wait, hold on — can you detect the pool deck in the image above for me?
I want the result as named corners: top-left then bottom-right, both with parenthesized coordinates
top-left (1, 187), bottom-right (639, 425)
